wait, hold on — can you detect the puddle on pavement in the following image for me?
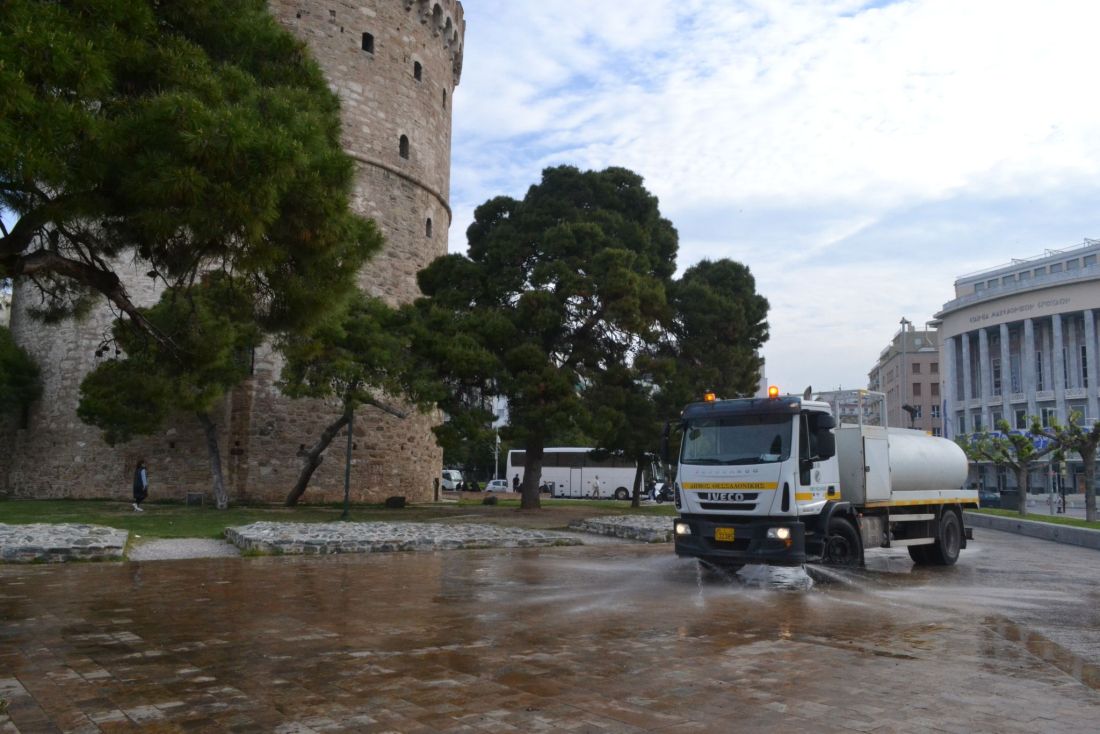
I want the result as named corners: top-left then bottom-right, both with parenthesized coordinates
top-left (986, 615), bottom-right (1100, 691)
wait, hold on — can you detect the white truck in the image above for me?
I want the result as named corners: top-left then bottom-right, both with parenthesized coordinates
top-left (666, 389), bottom-right (977, 568)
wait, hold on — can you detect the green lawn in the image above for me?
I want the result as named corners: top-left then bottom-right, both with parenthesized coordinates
top-left (0, 497), bottom-right (676, 539)
top-left (971, 507), bottom-right (1100, 531)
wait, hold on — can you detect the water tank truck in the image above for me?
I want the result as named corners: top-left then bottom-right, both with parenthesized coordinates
top-left (663, 389), bottom-right (977, 568)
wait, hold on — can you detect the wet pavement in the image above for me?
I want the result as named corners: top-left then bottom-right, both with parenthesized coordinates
top-left (2, 528), bottom-right (1099, 732)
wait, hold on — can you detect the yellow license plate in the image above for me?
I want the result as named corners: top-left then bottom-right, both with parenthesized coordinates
top-left (715, 527), bottom-right (735, 542)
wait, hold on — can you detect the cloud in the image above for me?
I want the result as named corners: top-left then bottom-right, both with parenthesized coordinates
top-left (449, 0), bottom-right (1100, 390)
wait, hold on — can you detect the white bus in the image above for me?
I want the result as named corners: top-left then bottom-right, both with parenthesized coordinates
top-left (506, 447), bottom-right (645, 500)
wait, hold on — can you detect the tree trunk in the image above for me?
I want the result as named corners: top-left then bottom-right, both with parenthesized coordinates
top-left (196, 411), bottom-right (229, 510)
top-left (1084, 451), bottom-right (1096, 523)
top-left (520, 442), bottom-right (544, 510)
top-left (1015, 463), bottom-right (1027, 516)
top-left (285, 407), bottom-right (352, 507)
top-left (1015, 464), bottom-right (1029, 516)
top-left (630, 461), bottom-right (644, 508)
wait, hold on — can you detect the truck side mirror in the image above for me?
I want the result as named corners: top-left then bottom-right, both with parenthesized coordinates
top-left (817, 414), bottom-right (837, 430)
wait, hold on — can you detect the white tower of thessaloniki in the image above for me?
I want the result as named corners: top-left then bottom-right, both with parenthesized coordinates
top-left (0, 1), bottom-right (464, 503)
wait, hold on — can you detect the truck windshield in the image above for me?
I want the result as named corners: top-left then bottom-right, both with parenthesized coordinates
top-left (681, 414), bottom-right (793, 465)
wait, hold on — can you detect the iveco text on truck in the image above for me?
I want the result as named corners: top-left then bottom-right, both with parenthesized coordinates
top-left (665, 389), bottom-right (977, 568)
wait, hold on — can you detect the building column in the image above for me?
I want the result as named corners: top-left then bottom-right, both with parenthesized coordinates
top-left (943, 336), bottom-right (957, 437)
top-left (999, 322), bottom-right (1012, 426)
top-left (1024, 318), bottom-right (1038, 424)
top-left (1052, 314), bottom-right (1066, 424)
top-left (978, 327), bottom-right (991, 430)
top-left (1086, 309), bottom-right (1099, 422)
top-left (961, 332), bottom-right (973, 434)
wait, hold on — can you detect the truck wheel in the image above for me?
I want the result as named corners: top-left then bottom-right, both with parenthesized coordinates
top-left (925, 509), bottom-right (962, 566)
top-left (823, 516), bottom-right (861, 566)
top-left (614, 487), bottom-right (629, 500)
top-left (907, 545), bottom-right (930, 565)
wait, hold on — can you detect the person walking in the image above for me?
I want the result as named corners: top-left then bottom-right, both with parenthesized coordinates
top-left (512, 473), bottom-right (520, 491)
top-left (132, 460), bottom-right (148, 512)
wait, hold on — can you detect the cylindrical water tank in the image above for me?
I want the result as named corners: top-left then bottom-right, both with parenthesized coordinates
top-left (886, 428), bottom-right (969, 492)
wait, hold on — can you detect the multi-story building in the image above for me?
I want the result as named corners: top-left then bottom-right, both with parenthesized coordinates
top-left (933, 239), bottom-right (1100, 493)
top-left (867, 323), bottom-right (943, 434)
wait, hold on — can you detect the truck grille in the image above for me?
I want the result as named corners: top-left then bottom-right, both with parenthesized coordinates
top-left (699, 502), bottom-right (755, 511)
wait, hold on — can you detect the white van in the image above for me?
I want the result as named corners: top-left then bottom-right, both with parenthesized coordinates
top-left (441, 469), bottom-right (463, 491)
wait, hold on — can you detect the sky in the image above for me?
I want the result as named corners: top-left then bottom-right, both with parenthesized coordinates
top-left (448, 0), bottom-right (1100, 394)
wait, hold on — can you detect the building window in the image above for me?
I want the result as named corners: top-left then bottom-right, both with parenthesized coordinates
top-left (1064, 347), bottom-right (1069, 385)
top-left (443, 89), bottom-right (447, 108)
top-left (975, 282), bottom-right (986, 292)
top-left (1036, 351), bottom-right (1044, 391)
top-left (399, 134), bottom-right (409, 159)
top-left (931, 383), bottom-right (940, 398)
top-left (425, 217), bottom-right (432, 237)
top-left (912, 363), bottom-right (921, 375)
top-left (1019, 270), bottom-right (1031, 281)
top-left (361, 32), bottom-right (374, 53)
top-left (987, 279), bottom-right (998, 289)
top-left (931, 361), bottom-right (939, 374)
top-left (1067, 259), bottom-right (1080, 271)
top-left (1083, 344), bottom-right (1089, 388)
top-left (913, 382), bottom-right (922, 397)
top-left (329, 9), bottom-right (336, 22)
top-left (1015, 409), bottom-right (1027, 430)
top-left (1035, 266), bottom-right (1047, 277)
top-left (974, 415), bottom-right (983, 432)
top-left (992, 357), bottom-right (1002, 395)
top-left (1042, 407), bottom-right (1057, 427)
top-left (992, 411), bottom-right (1002, 428)
top-left (413, 61), bottom-right (422, 80)
top-left (1051, 262), bottom-right (1063, 273)
top-left (1085, 254), bottom-right (1097, 267)
top-left (932, 427), bottom-right (942, 437)
top-left (931, 404), bottom-right (940, 418)
top-left (1002, 275), bottom-right (1015, 285)
top-left (958, 415), bottom-right (967, 434)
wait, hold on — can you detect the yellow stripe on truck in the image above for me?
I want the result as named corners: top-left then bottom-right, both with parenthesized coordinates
top-left (682, 482), bottom-right (779, 490)
top-left (795, 492), bottom-right (814, 501)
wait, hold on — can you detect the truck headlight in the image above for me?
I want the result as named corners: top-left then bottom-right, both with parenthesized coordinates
top-left (674, 522), bottom-right (692, 536)
top-left (766, 527), bottom-right (791, 540)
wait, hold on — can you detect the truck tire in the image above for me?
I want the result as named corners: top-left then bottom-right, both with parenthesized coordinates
top-left (823, 516), bottom-right (861, 566)
top-left (925, 508), bottom-right (962, 566)
top-left (614, 487), bottom-right (629, 500)
top-left (907, 544), bottom-right (930, 564)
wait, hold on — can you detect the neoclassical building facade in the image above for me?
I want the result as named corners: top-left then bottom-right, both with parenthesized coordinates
top-left (934, 240), bottom-right (1100, 490)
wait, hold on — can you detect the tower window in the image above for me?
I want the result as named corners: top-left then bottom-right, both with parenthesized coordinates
top-left (329, 9), bottom-right (336, 22)
top-left (413, 61), bottom-right (422, 81)
top-left (425, 218), bottom-right (433, 237)
top-left (442, 89), bottom-right (447, 108)
top-left (399, 135), bottom-right (409, 159)
top-left (361, 32), bottom-right (374, 53)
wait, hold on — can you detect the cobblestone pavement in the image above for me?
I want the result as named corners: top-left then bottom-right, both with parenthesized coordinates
top-left (225, 522), bottom-right (582, 555)
top-left (568, 515), bottom-right (673, 542)
top-left (0, 524), bottom-right (127, 563)
top-left (2, 529), bottom-right (1099, 732)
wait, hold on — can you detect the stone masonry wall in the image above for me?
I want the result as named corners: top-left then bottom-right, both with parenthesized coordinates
top-left (0, 1), bottom-right (463, 504)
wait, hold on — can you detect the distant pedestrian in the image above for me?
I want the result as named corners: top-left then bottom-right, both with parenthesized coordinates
top-left (512, 473), bottom-right (520, 491)
top-left (132, 460), bottom-right (148, 512)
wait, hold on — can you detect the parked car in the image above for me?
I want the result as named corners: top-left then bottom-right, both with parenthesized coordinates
top-left (486, 479), bottom-right (510, 492)
top-left (978, 488), bottom-right (1001, 508)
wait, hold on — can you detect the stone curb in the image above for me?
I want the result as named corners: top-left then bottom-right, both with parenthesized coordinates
top-left (224, 521), bottom-right (582, 555)
top-left (568, 516), bottom-right (673, 543)
top-left (0, 523), bottom-right (129, 563)
top-left (964, 511), bottom-right (1100, 552)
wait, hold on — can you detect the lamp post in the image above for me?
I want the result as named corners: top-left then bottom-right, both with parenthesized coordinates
top-left (899, 317), bottom-right (911, 427)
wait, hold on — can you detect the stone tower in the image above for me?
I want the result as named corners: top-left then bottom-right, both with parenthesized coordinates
top-left (0, 0), bottom-right (464, 503)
